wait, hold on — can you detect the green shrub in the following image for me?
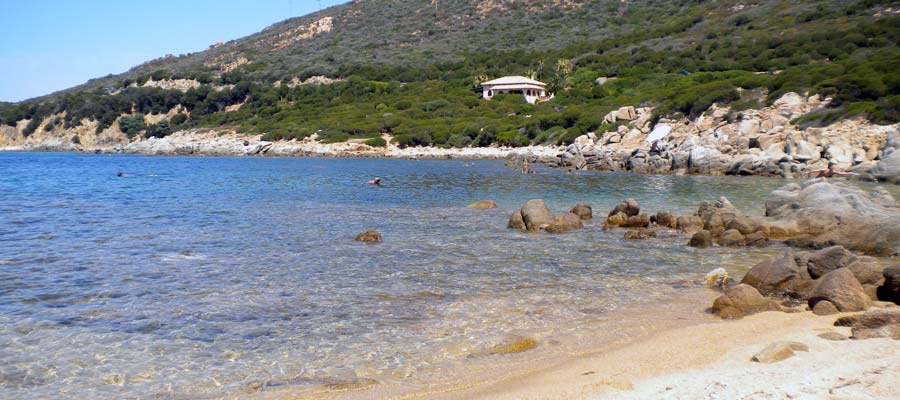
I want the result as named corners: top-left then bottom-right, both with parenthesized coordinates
top-left (118, 114), bottom-right (146, 137)
top-left (446, 133), bottom-right (471, 148)
top-left (495, 130), bottom-right (530, 147)
top-left (365, 137), bottom-right (387, 147)
top-left (394, 100), bottom-right (412, 110)
top-left (318, 132), bottom-right (350, 144)
top-left (170, 113), bottom-right (188, 126)
top-left (393, 132), bottom-right (432, 148)
top-left (145, 120), bottom-right (172, 138)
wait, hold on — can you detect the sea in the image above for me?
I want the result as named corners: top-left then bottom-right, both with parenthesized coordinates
top-left (0, 152), bottom-right (879, 398)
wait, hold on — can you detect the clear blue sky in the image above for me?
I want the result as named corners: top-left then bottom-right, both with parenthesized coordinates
top-left (0, 0), bottom-right (349, 102)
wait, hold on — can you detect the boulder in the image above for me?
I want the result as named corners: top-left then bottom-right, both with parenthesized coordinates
top-left (570, 203), bottom-right (593, 220)
top-left (609, 198), bottom-right (640, 217)
top-left (817, 331), bottom-right (849, 341)
top-left (520, 199), bottom-right (555, 231)
top-left (880, 265), bottom-right (900, 303)
top-left (620, 214), bottom-right (651, 228)
top-left (744, 231), bottom-right (770, 247)
top-left (605, 212), bottom-right (628, 227)
top-left (712, 284), bottom-right (782, 319)
top-left (846, 258), bottom-right (885, 287)
top-left (624, 228), bottom-right (656, 240)
top-left (354, 229), bottom-right (382, 243)
top-left (545, 212), bottom-right (584, 234)
top-left (762, 181), bottom-right (900, 256)
top-left (717, 229), bottom-right (745, 247)
top-left (807, 245), bottom-right (858, 279)
top-left (871, 138), bottom-right (900, 183)
top-left (655, 211), bottom-right (678, 229)
top-left (741, 251), bottom-right (803, 296)
top-left (751, 341), bottom-right (809, 364)
top-left (812, 300), bottom-right (840, 316)
top-left (688, 230), bottom-right (713, 248)
top-left (467, 200), bottom-right (497, 209)
top-left (725, 217), bottom-right (758, 235)
top-left (507, 209), bottom-right (526, 230)
top-left (808, 268), bottom-right (871, 312)
top-left (677, 215), bottom-right (704, 234)
top-left (842, 308), bottom-right (900, 340)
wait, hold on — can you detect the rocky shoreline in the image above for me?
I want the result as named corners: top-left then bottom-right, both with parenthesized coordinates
top-left (5, 92), bottom-right (900, 184)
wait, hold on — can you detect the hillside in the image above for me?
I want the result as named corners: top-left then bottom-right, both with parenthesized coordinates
top-left (1, 0), bottom-right (899, 150)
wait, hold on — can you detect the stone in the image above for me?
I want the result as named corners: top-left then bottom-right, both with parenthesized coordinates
top-left (688, 230), bottom-right (713, 248)
top-left (354, 229), bottom-right (382, 243)
top-left (840, 308), bottom-right (900, 340)
top-left (520, 199), bottom-right (555, 231)
top-left (677, 215), bottom-right (704, 234)
top-left (846, 258), bottom-right (885, 286)
top-left (817, 331), bottom-right (849, 341)
top-left (545, 212), bottom-right (584, 234)
top-left (812, 300), bottom-right (839, 316)
top-left (609, 198), bottom-right (640, 217)
top-left (507, 210), bottom-right (526, 230)
top-left (751, 341), bottom-right (809, 363)
top-left (604, 212), bottom-right (628, 227)
top-left (467, 200), bottom-right (497, 209)
top-left (871, 141), bottom-right (900, 184)
top-left (624, 228), bottom-right (656, 240)
top-left (712, 284), bottom-right (782, 319)
top-left (725, 217), bottom-right (757, 235)
top-left (570, 203), bottom-right (593, 220)
top-left (744, 231), bottom-right (770, 247)
top-left (741, 251), bottom-right (803, 296)
top-left (808, 268), bottom-right (871, 312)
top-left (763, 181), bottom-right (900, 256)
top-left (717, 229), bottom-right (745, 247)
top-left (807, 246), bottom-right (858, 279)
top-left (621, 214), bottom-right (651, 228)
top-left (655, 211), bottom-right (678, 229)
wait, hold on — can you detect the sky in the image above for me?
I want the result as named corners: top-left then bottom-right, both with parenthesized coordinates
top-left (0, 0), bottom-right (349, 102)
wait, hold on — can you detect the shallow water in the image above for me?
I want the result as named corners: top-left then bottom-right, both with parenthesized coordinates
top-left (0, 153), bottom-right (892, 398)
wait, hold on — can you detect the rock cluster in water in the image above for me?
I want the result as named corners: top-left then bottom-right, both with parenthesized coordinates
top-left (554, 92), bottom-right (900, 184)
top-left (507, 199), bottom-right (588, 233)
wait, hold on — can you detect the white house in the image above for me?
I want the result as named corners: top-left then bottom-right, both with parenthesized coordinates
top-left (481, 76), bottom-right (553, 104)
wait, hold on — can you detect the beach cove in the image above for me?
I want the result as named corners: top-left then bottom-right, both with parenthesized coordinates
top-left (1, 153), bottom-right (898, 399)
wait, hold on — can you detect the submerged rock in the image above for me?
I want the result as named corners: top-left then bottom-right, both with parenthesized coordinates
top-left (354, 229), bottom-right (383, 243)
top-left (467, 200), bottom-right (498, 209)
top-left (490, 336), bottom-right (538, 354)
top-left (654, 211), bottom-right (679, 229)
top-left (624, 228), bottom-right (656, 240)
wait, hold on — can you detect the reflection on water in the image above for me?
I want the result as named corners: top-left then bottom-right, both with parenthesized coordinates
top-left (0, 153), bottom-right (894, 398)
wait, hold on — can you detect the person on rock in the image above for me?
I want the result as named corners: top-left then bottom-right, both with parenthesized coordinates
top-left (806, 161), bottom-right (855, 178)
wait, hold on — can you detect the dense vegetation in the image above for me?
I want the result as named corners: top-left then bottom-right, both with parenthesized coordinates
top-left (1, 0), bottom-right (898, 146)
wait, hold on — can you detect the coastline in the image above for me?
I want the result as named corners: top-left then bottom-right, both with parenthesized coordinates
top-left (245, 288), bottom-right (900, 400)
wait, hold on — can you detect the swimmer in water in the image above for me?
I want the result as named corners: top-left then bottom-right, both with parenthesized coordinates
top-left (367, 177), bottom-right (382, 186)
top-left (117, 172), bottom-right (126, 177)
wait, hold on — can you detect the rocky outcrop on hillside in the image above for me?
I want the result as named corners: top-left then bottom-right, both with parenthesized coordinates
top-left (557, 93), bottom-right (900, 182)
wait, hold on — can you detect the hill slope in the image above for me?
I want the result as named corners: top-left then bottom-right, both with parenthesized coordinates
top-left (1, 0), bottom-right (898, 149)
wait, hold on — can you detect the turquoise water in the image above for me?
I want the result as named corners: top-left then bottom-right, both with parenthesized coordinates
top-left (0, 153), bottom-right (817, 398)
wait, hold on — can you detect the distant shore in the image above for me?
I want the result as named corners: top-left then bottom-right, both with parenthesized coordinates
top-left (0, 129), bottom-right (564, 161)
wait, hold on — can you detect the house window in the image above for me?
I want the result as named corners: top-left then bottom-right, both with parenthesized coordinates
top-left (488, 90), bottom-right (493, 96)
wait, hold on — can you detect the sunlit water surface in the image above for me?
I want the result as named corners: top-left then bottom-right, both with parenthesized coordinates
top-left (2, 153), bottom-right (894, 398)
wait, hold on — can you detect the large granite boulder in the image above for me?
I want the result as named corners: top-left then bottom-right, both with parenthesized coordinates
top-left (741, 251), bottom-right (804, 296)
top-left (654, 211), bottom-right (679, 229)
top-left (808, 268), bottom-right (871, 312)
top-left (717, 229), bottom-right (745, 247)
top-left (518, 199), bottom-right (555, 231)
top-left (712, 284), bottom-right (782, 319)
top-left (763, 180), bottom-right (900, 256)
top-left (620, 214), bottom-right (651, 228)
top-left (807, 245), bottom-right (858, 279)
top-left (677, 215), bottom-right (704, 234)
top-left (870, 136), bottom-right (900, 184)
